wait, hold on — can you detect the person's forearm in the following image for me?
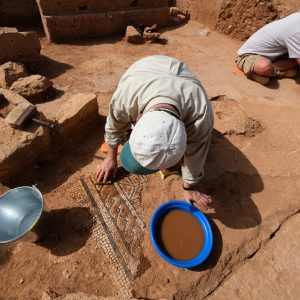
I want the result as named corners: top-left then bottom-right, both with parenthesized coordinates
top-left (107, 145), bottom-right (118, 160)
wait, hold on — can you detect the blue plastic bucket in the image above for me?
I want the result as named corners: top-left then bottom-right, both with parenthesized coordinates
top-left (0, 186), bottom-right (44, 244)
top-left (150, 200), bottom-right (213, 268)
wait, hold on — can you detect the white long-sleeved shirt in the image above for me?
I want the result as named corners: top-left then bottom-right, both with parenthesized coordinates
top-left (104, 55), bottom-right (214, 185)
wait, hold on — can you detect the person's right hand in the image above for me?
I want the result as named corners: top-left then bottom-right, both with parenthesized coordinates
top-left (95, 157), bottom-right (118, 183)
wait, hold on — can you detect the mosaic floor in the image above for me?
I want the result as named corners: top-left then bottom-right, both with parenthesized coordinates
top-left (73, 171), bottom-right (149, 297)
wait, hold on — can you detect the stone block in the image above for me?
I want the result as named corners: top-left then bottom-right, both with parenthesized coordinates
top-left (0, 118), bottom-right (50, 183)
top-left (0, 62), bottom-right (28, 89)
top-left (37, 0), bottom-right (169, 15)
top-left (0, 88), bottom-right (29, 106)
top-left (125, 26), bottom-right (144, 44)
top-left (9, 74), bottom-right (53, 103)
top-left (0, 30), bottom-right (41, 64)
top-left (55, 93), bottom-right (98, 138)
top-left (39, 7), bottom-right (171, 42)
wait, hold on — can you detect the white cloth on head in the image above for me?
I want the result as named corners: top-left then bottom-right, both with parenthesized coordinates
top-left (238, 12), bottom-right (300, 60)
top-left (129, 110), bottom-right (187, 170)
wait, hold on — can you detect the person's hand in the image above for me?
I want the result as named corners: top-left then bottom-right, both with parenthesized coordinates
top-left (183, 189), bottom-right (212, 211)
top-left (95, 157), bottom-right (118, 183)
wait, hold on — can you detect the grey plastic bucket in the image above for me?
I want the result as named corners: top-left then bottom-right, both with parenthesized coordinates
top-left (0, 186), bottom-right (44, 244)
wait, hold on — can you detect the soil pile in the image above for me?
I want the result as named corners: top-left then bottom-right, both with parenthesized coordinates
top-left (216, 0), bottom-right (300, 40)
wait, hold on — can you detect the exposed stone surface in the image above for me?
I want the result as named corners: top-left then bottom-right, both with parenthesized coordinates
top-left (0, 92), bottom-right (101, 182)
top-left (209, 213), bottom-right (300, 300)
top-left (0, 30), bottom-right (41, 64)
top-left (0, 117), bottom-right (50, 183)
top-left (0, 88), bottom-right (29, 106)
top-left (125, 26), bottom-right (144, 44)
top-left (0, 62), bottom-right (28, 89)
top-left (55, 93), bottom-right (98, 138)
top-left (9, 74), bottom-right (53, 102)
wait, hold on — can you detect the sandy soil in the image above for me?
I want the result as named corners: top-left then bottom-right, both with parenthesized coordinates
top-left (0, 13), bottom-right (300, 300)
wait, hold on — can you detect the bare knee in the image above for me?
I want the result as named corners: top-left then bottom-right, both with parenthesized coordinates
top-left (253, 59), bottom-right (274, 76)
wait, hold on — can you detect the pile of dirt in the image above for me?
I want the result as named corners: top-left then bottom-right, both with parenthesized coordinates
top-left (216, 0), bottom-right (300, 40)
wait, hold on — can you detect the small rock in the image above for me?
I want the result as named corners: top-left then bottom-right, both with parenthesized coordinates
top-left (62, 269), bottom-right (71, 279)
top-left (19, 278), bottom-right (25, 284)
top-left (9, 74), bottom-right (53, 103)
top-left (98, 271), bottom-right (104, 279)
top-left (0, 62), bottom-right (28, 88)
top-left (125, 26), bottom-right (144, 44)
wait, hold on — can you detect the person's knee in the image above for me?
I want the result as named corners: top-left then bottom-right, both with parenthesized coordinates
top-left (253, 59), bottom-right (273, 75)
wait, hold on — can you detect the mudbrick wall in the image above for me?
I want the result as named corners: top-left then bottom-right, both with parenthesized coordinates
top-left (1, 0), bottom-right (299, 40)
top-left (36, 0), bottom-right (174, 42)
top-left (0, 0), bottom-right (41, 27)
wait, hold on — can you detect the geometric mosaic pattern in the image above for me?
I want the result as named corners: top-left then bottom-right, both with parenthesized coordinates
top-left (78, 171), bottom-right (149, 297)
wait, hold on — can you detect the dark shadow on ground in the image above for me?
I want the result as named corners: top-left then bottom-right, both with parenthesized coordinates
top-left (0, 245), bottom-right (12, 265)
top-left (294, 74), bottom-right (300, 85)
top-left (33, 55), bottom-right (73, 80)
top-left (198, 129), bottom-right (263, 229)
top-left (36, 207), bottom-right (92, 256)
top-left (265, 78), bottom-right (280, 89)
top-left (34, 87), bottom-right (65, 103)
top-left (54, 21), bottom-right (187, 47)
top-left (190, 219), bottom-right (222, 271)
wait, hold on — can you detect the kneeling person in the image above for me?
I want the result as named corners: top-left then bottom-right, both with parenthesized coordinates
top-left (95, 55), bottom-right (214, 210)
top-left (236, 12), bottom-right (300, 84)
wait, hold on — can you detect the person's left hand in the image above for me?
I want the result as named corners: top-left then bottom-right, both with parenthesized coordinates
top-left (183, 190), bottom-right (212, 211)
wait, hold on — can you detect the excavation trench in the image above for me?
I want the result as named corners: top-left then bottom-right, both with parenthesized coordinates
top-left (1, 1), bottom-right (300, 299)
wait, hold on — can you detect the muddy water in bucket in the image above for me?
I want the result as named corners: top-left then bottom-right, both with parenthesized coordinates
top-left (157, 209), bottom-right (205, 261)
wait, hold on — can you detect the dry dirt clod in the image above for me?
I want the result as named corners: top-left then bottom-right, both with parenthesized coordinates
top-left (62, 269), bottom-right (71, 279)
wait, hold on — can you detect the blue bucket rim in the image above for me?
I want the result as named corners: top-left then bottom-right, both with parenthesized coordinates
top-left (0, 185), bottom-right (44, 244)
top-left (150, 200), bottom-right (213, 268)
